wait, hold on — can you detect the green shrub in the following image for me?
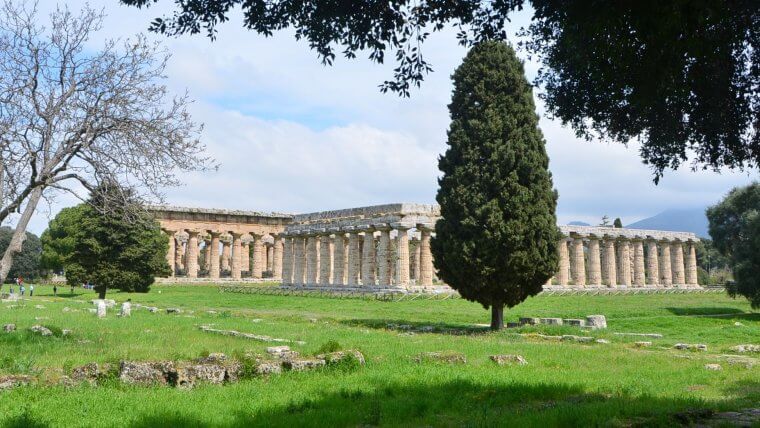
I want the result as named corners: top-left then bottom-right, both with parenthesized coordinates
top-left (315, 340), bottom-right (342, 355)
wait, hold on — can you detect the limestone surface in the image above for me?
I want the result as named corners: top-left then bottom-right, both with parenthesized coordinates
top-left (490, 355), bottom-right (527, 365)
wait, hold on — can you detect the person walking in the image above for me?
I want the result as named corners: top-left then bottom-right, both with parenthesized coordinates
top-left (53, 285), bottom-right (58, 296)
top-left (19, 284), bottom-right (25, 296)
top-left (29, 284), bottom-right (34, 297)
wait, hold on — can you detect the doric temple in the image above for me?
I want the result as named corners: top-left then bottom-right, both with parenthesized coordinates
top-left (151, 203), bottom-right (701, 290)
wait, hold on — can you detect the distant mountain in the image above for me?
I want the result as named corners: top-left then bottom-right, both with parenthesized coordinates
top-left (627, 208), bottom-right (710, 238)
top-left (568, 221), bottom-right (591, 226)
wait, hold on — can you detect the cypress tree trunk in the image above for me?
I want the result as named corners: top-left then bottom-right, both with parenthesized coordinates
top-left (490, 304), bottom-right (504, 330)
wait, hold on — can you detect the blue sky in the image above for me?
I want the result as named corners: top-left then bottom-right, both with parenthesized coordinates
top-left (15, 1), bottom-right (758, 234)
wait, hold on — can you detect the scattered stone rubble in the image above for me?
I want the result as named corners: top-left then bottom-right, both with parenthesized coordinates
top-left (614, 332), bottom-right (663, 339)
top-left (29, 325), bottom-right (53, 336)
top-left (674, 343), bottom-right (707, 351)
top-left (59, 349), bottom-right (364, 390)
top-left (731, 344), bottom-right (760, 353)
top-left (0, 375), bottom-right (32, 390)
top-left (3, 323), bottom-right (15, 333)
top-left (413, 351), bottom-right (467, 364)
top-left (704, 363), bottom-right (722, 371)
top-left (634, 341), bottom-right (652, 347)
top-left (514, 315), bottom-right (607, 329)
top-left (199, 325), bottom-right (306, 345)
top-left (490, 354), bottom-right (527, 365)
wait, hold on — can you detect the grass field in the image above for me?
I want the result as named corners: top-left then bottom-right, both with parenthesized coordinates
top-left (1, 284), bottom-right (758, 427)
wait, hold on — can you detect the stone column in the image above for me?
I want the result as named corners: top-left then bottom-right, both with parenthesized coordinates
top-left (617, 239), bottom-right (631, 286)
top-left (280, 235), bottom-right (292, 284)
top-left (659, 241), bottom-right (672, 286)
top-left (556, 238), bottom-right (570, 286)
top-left (292, 235), bottom-right (305, 286)
top-left (266, 245), bottom-right (274, 272)
top-left (346, 229), bottom-right (361, 286)
top-left (671, 242), bottom-right (686, 286)
top-left (203, 238), bottom-right (212, 272)
top-left (250, 234), bottom-right (264, 279)
top-left (241, 239), bottom-right (250, 274)
top-left (306, 233), bottom-right (319, 285)
top-left (164, 230), bottom-right (175, 277)
top-left (394, 225), bottom-right (411, 287)
top-left (209, 232), bottom-right (221, 280)
top-left (570, 236), bottom-right (586, 286)
top-left (685, 241), bottom-right (699, 287)
top-left (319, 232), bottom-right (332, 286)
top-left (602, 238), bottom-right (617, 287)
top-left (273, 235), bottom-right (284, 280)
top-left (586, 236), bottom-right (601, 286)
top-left (331, 231), bottom-right (346, 286)
top-left (175, 235), bottom-right (186, 271)
top-left (376, 225), bottom-right (392, 287)
top-left (230, 232), bottom-right (243, 280)
top-left (221, 236), bottom-right (231, 271)
top-left (186, 230), bottom-right (200, 278)
top-left (361, 227), bottom-right (376, 287)
top-left (632, 239), bottom-right (645, 287)
top-left (418, 225), bottom-right (434, 287)
top-left (410, 239), bottom-right (421, 282)
top-left (645, 239), bottom-right (659, 287)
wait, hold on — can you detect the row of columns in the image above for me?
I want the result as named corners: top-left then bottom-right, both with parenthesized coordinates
top-left (554, 234), bottom-right (699, 287)
top-left (281, 223), bottom-right (434, 289)
top-left (163, 229), bottom-right (283, 280)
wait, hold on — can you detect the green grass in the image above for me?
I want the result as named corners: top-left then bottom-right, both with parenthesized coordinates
top-left (1, 284), bottom-right (758, 427)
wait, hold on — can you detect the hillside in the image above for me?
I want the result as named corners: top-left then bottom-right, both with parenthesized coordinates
top-left (627, 208), bottom-right (709, 238)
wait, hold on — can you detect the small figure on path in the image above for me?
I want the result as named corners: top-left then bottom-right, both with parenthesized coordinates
top-left (19, 285), bottom-right (25, 296)
top-left (29, 284), bottom-right (34, 296)
top-left (53, 285), bottom-right (57, 296)
top-left (70, 284), bottom-right (75, 295)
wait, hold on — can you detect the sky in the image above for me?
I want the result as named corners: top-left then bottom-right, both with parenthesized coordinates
top-left (16, 1), bottom-right (759, 234)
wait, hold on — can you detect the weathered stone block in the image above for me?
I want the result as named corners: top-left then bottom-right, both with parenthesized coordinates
top-left (3, 323), bottom-right (15, 333)
top-left (413, 351), bottom-right (467, 365)
top-left (0, 375), bottom-right (32, 391)
top-left (564, 319), bottom-right (585, 327)
top-left (585, 315), bottom-right (607, 329)
top-left (282, 358), bottom-right (326, 371)
top-left (175, 364), bottom-right (227, 388)
top-left (731, 344), bottom-right (760, 353)
top-left (540, 318), bottom-right (563, 326)
top-left (506, 322), bottom-right (520, 328)
top-left (119, 361), bottom-right (174, 385)
top-left (316, 350), bottom-right (365, 366)
top-left (519, 317), bottom-right (540, 325)
top-left (634, 341), bottom-right (652, 347)
top-left (704, 363), bottom-right (722, 371)
top-left (254, 361), bottom-right (282, 375)
top-left (29, 325), bottom-right (52, 336)
top-left (490, 354), bottom-right (527, 365)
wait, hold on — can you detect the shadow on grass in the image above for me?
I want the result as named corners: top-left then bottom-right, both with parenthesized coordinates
top-left (339, 318), bottom-right (491, 335)
top-left (126, 379), bottom-right (756, 427)
top-left (665, 307), bottom-right (760, 321)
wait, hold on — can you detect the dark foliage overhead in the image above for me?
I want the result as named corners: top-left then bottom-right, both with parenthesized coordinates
top-left (120, 0), bottom-right (759, 180)
top-left (0, 227), bottom-right (41, 281)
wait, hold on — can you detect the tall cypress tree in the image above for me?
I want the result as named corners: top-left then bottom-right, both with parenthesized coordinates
top-left (431, 41), bottom-right (561, 330)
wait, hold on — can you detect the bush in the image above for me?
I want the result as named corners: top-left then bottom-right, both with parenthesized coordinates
top-left (315, 340), bottom-right (342, 355)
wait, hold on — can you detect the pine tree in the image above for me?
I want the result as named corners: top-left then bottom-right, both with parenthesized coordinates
top-left (431, 41), bottom-right (561, 330)
top-left (613, 218), bottom-right (623, 228)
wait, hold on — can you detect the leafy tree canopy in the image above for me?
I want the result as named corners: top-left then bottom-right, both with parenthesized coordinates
top-left (120, 0), bottom-right (758, 180)
top-left (431, 41), bottom-right (560, 330)
top-left (45, 184), bottom-right (170, 294)
top-left (0, 227), bottom-right (41, 282)
top-left (706, 183), bottom-right (760, 308)
top-left (40, 205), bottom-right (88, 273)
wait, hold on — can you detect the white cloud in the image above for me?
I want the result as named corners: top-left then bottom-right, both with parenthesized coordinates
top-left (14, 1), bottom-right (758, 236)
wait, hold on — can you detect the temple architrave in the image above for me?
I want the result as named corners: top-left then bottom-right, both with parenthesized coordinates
top-left (151, 203), bottom-right (701, 291)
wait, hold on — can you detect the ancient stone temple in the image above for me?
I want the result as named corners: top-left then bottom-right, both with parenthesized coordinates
top-left (151, 203), bottom-right (701, 290)
top-left (149, 206), bottom-right (291, 281)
